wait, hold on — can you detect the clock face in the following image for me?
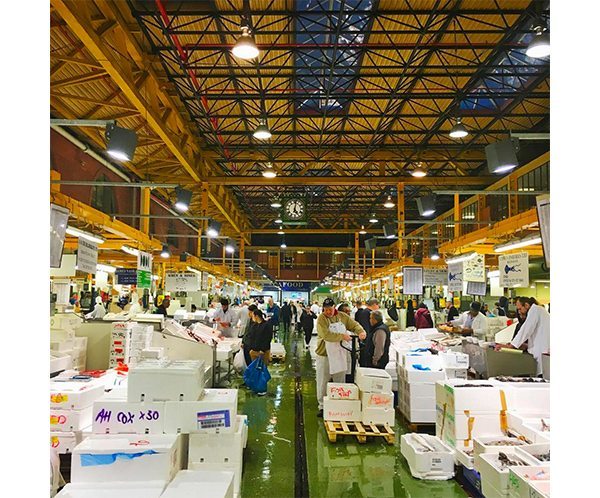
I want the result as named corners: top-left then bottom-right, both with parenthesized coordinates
top-left (284, 199), bottom-right (305, 219)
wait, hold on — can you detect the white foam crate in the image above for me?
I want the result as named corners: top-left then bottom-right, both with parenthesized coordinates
top-left (188, 416), bottom-right (244, 464)
top-left (508, 465), bottom-right (550, 498)
top-left (473, 436), bottom-right (530, 457)
top-left (55, 482), bottom-right (167, 498)
top-left (400, 433), bottom-right (455, 480)
top-left (127, 360), bottom-right (204, 402)
top-left (477, 451), bottom-right (537, 494)
top-left (50, 406), bottom-right (93, 432)
top-left (50, 380), bottom-right (105, 410)
top-left (188, 461), bottom-right (242, 497)
top-left (92, 401), bottom-right (165, 434)
top-left (514, 443), bottom-right (550, 465)
top-left (161, 470), bottom-right (235, 498)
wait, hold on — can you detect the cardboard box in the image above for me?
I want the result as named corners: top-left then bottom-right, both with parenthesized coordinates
top-left (50, 380), bottom-right (105, 410)
top-left (51, 406), bottom-right (93, 432)
top-left (164, 389), bottom-right (238, 434)
top-left (188, 416), bottom-right (244, 464)
top-left (188, 461), bottom-right (242, 496)
top-left (400, 433), bottom-right (455, 480)
top-left (355, 367), bottom-right (393, 393)
top-left (127, 360), bottom-right (204, 402)
top-left (55, 482), bottom-right (167, 498)
top-left (360, 391), bottom-right (394, 409)
top-left (92, 401), bottom-right (165, 434)
top-left (323, 397), bottom-right (362, 421)
top-left (327, 382), bottom-right (359, 400)
top-left (71, 433), bottom-right (182, 484)
top-left (161, 470), bottom-right (235, 498)
top-left (362, 405), bottom-right (395, 426)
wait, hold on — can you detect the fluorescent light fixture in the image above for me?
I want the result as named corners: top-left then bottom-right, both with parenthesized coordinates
top-left (526, 25), bottom-right (550, 58)
top-left (66, 226), bottom-right (105, 244)
top-left (174, 187), bottom-right (193, 212)
top-left (297, 251), bottom-right (304, 254)
top-left (254, 121), bottom-right (272, 140)
top-left (105, 123), bottom-right (137, 162)
top-left (334, 251), bottom-right (342, 255)
top-left (449, 118), bottom-right (468, 139)
top-left (369, 214), bottom-right (378, 223)
top-left (445, 251), bottom-right (477, 264)
top-left (487, 270), bottom-right (500, 278)
top-left (383, 196), bottom-right (395, 208)
top-left (462, 213), bottom-right (475, 220)
top-left (430, 254), bottom-right (440, 261)
top-left (186, 266), bottom-right (202, 275)
top-left (446, 224), bottom-right (455, 228)
top-left (232, 26), bottom-right (259, 60)
top-left (359, 225), bottom-right (367, 235)
top-left (258, 250), bottom-right (267, 253)
top-left (277, 230), bottom-right (285, 235)
top-left (270, 200), bottom-right (282, 208)
top-left (121, 245), bottom-right (139, 256)
top-left (395, 272), bottom-right (403, 277)
top-left (96, 263), bottom-right (116, 273)
top-left (432, 230), bottom-right (438, 235)
top-left (160, 244), bottom-right (171, 258)
top-left (207, 219), bottom-right (221, 237)
top-left (494, 234), bottom-right (542, 253)
top-left (416, 195), bottom-right (436, 217)
top-left (262, 164), bottom-right (277, 178)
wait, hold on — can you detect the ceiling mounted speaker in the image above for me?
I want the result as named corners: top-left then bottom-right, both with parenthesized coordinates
top-left (485, 138), bottom-right (520, 174)
top-left (365, 238), bottom-right (378, 251)
top-left (383, 223), bottom-right (397, 239)
top-left (416, 195), bottom-right (436, 217)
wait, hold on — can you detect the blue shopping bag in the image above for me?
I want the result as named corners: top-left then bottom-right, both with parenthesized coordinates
top-left (243, 356), bottom-right (271, 393)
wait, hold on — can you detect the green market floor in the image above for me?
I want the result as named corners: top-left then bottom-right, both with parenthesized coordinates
top-left (232, 330), bottom-right (469, 498)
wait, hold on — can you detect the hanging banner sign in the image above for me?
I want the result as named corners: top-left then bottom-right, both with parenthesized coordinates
top-left (388, 275), bottom-right (394, 292)
top-left (137, 251), bottom-right (152, 289)
top-left (77, 239), bottom-right (98, 274)
top-left (447, 262), bottom-right (463, 292)
top-left (165, 272), bottom-right (201, 292)
top-left (463, 253), bottom-right (486, 282)
top-left (423, 268), bottom-right (448, 286)
top-left (115, 268), bottom-right (138, 285)
top-left (402, 266), bottom-right (423, 295)
top-left (466, 281), bottom-right (487, 296)
top-left (279, 281), bottom-right (313, 292)
top-left (499, 252), bottom-right (529, 288)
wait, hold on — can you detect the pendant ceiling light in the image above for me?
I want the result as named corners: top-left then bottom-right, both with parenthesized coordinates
top-left (232, 26), bottom-right (259, 60)
top-left (383, 196), bottom-right (395, 208)
top-left (359, 225), bottom-right (367, 235)
top-left (270, 200), bottom-right (282, 208)
top-left (449, 118), bottom-right (468, 139)
top-left (262, 163), bottom-right (277, 178)
top-left (206, 219), bottom-right (222, 238)
top-left (411, 165), bottom-right (427, 178)
top-left (526, 24), bottom-right (550, 58)
top-left (369, 213), bottom-right (379, 223)
top-left (254, 120), bottom-right (272, 140)
top-left (174, 187), bottom-right (193, 212)
top-left (160, 244), bottom-right (171, 258)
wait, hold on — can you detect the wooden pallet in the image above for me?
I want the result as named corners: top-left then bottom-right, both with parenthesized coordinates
top-left (324, 420), bottom-right (395, 444)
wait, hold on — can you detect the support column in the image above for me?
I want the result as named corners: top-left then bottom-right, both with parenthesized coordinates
top-left (454, 193), bottom-right (460, 239)
top-left (354, 232), bottom-right (360, 273)
top-left (278, 250), bottom-right (281, 279)
top-left (371, 248), bottom-right (375, 270)
top-left (222, 245), bottom-right (226, 266)
top-left (140, 187), bottom-right (151, 235)
top-left (316, 249), bottom-right (320, 280)
top-left (239, 236), bottom-right (245, 279)
top-left (397, 182), bottom-right (405, 258)
top-left (201, 182), bottom-right (209, 256)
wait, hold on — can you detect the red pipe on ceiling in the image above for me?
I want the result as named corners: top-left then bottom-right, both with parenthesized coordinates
top-left (154, 0), bottom-right (230, 158)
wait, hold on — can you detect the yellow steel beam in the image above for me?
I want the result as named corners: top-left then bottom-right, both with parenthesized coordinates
top-left (51, 191), bottom-right (162, 251)
top-left (51, 0), bottom-right (250, 239)
top-left (249, 246), bottom-right (357, 253)
top-left (198, 176), bottom-right (495, 186)
top-left (252, 228), bottom-right (384, 234)
top-left (51, 70), bottom-right (107, 89)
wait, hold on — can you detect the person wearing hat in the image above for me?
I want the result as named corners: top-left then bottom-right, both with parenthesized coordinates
top-left (449, 301), bottom-right (488, 339)
top-left (315, 297), bottom-right (367, 418)
top-left (155, 295), bottom-right (170, 316)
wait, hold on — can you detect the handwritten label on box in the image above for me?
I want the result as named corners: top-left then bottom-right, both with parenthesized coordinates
top-left (92, 401), bottom-right (165, 434)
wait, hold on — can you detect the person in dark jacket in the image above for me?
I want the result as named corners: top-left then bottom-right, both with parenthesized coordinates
top-left (365, 310), bottom-right (391, 369)
top-left (300, 305), bottom-right (317, 348)
top-left (406, 299), bottom-right (415, 327)
top-left (356, 298), bottom-right (379, 366)
top-left (415, 303), bottom-right (434, 329)
top-left (497, 296), bottom-right (509, 317)
top-left (280, 301), bottom-right (292, 336)
top-left (387, 301), bottom-right (399, 322)
top-left (249, 309), bottom-right (273, 366)
top-left (446, 301), bottom-right (459, 322)
top-left (241, 304), bottom-right (258, 366)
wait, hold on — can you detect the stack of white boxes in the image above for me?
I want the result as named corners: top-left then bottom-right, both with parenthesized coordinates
top-left (50, 378), bottom-right (105, 455)
top-left (161, 470), bottom-right (236, 498)
top-left (397, 351), bottom-right (446, 423)
top-left (438, 351), bottom-right (469, 380)
top-left (109, 322), bottom-right (154, 368)
top-left (323, 383), bottom-right (361, 421)
top-left (128, 324), bottom-right (154, 366)
top-left (356, 367), bottom-right (395, 426)
top-left (71, 337), bottom-right (88, 371)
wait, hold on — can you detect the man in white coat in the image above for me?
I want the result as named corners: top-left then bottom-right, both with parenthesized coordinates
top-left (451, 301), bottom-right (488, 339)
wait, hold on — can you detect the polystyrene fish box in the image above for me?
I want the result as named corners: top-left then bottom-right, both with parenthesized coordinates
top-left (404, 407), bottom-right (436, 424)
top-left (327, 382), bottom-right (359, 400)
top-left (407, 382), bottom-right (436, 398)
top-left (51, 431), bottom-right (82, 454)
top-left (355, 367), bottom-right (393, 393)
top-left (188, 461), bottom-right (242, 497)
top-left (514, 443), bottom-right (550, 465)
top-left (51, 406), bottom-right (93, 432)
top-left (508, 465), bottom-right (550, 498)
top-left (360, 391), bottom-right (394, 409)
top-left (496, 382), bottom-right (550, 414)
top-left (71, 433), bottom-right (182, 484)
top-left (323, 397), bottom-right (362, 421)
top-left (406, 395), bottom-right (435, 410)
top-left (51, 338), bottom-right (75, 352)
top-left (403, 365), bottom-right (446, 384)
top-left (444, 367), bottom-right (468, 380)
top-left (50, 380), bottom-right (105, 410)
top-left (92, 400), bottom-right (165, 434)
top-left (529, 480), bottom-right (550, 498)
top-left (161, 470), bottom-right (235, 498)
top-left (188, 416), bottom-right (244, 464)
top-left (473, 436), bottom-right (529, 457)
top-left (400, 433), bottom-right (455, 480)
top-left (362, 405), bottom-right (395, 426)
top-left (455, 446), bottom-right (475, 470)
top-left (438, 351), bottom-right (469, 368)
top-left (439, 380), bottom-right (503, 412)
top-left (164, 389), bottom-right (238, 434)
top-left (55, 481), bottom-right (167, 498)
top-left (506, 412), bottom-right (549, 437)
top-left (477, 451), bottom-right (537, 494)
top-left (520, 419), bottom-right (550, 443)
top-left (481, 479), bottom-right (509, 498)
top-left (435, 406), bottom-right (503, 445)
top-left (127, 360), bottom-right (204, 402)
top-left (239, 414), bottom-right (248, 448)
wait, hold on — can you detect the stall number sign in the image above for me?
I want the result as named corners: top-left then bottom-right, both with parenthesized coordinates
top-left (137, 251), bottom-right (152, 289)
top-left (165, 272), bottom-right (201, 292)
top-left (423, 268), bottom-right (447, 286)
top-left (463, 253), bottom-right (485, 282)
top-left (92, 402), bottom-right (164, 434)
top-left (499, 252), bottom-right (529, 288)
top-left (447, 262), bottom-right (463, 292)
top-left (76, 239), bottom-right (98, 274)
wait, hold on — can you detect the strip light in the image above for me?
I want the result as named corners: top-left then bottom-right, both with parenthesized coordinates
top-left (445, 251), bottom-right (478, 264)
top-left (96, 263), bottom-right (116, 273)
top-left (494, 234), bottom-right (542, 253)
top-left (121, 245), bottom-right (139, 256)
top-left (186, 266), bottom-right (202, 275)
top-left (66, 226), bottom-right (105, 244)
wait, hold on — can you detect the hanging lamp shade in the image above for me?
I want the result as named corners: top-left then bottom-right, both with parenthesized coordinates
top-left (232, 26), bottom-right (259, 60)
top-left (449, 118), bottom-right (468, 139)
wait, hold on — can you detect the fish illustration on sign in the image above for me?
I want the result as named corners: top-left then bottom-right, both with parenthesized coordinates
top-left (504, 264), bottom-right (521, 274)
top-left (449, 272), bottom-right (462, 281)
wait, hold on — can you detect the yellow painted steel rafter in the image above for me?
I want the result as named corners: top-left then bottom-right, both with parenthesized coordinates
top-left (51, 0), bottom-right (250, 242)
